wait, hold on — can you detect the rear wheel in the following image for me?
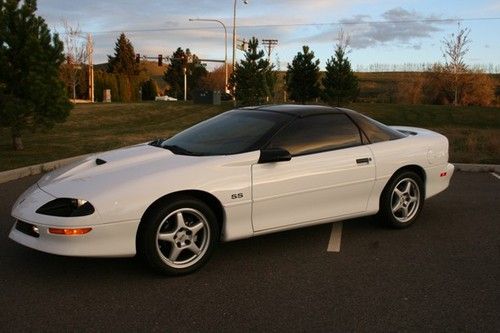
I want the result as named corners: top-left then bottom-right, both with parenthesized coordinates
top-left (139, 197), bottom-right (219, 275)
top-left (378, 171), bottom-right (424, 228)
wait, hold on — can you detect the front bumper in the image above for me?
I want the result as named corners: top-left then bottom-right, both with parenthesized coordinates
top-left (8, 219), bottom-right (139, 257)
top-left (10, 182), bottom-right (140, 257)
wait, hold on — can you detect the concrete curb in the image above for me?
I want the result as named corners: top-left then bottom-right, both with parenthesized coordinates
top-left (0, 158), bottom-right (498, 185)
top-left (0, 154), bottom-right (91, 185)
top-left (454, 163), bottom-right (500, 173)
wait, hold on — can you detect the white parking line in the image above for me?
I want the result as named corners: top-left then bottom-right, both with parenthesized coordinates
top-left (327, 222), bottom-right (343, 252)
top-left (491, 172), bottom-right (500, 180)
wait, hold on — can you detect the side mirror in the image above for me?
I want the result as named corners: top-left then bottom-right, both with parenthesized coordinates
top-left (258, 148), bottom-right (292, 164)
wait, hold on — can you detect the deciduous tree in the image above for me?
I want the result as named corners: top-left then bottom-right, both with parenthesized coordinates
top-left (59, 20), bottom-right (87, 102)
top-left (0, 0), bottom-right (72, 150)
top-left (201, 65), bottom-right (231, 92)
top-left (442, 23), bottom-right (471, 106)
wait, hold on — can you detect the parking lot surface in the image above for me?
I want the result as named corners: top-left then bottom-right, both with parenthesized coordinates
top-left (0, 171), bottom-right (498, 332)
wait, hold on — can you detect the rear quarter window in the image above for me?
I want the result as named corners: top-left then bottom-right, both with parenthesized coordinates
top-left (347, 112), bottom-right (406, 143)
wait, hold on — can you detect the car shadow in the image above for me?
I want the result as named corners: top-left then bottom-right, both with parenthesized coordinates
top-left (4, 216), bottom-right (381, 279)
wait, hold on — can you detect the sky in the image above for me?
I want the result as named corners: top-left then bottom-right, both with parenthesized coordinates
top-left (37, 0), bottom-right (500, 71)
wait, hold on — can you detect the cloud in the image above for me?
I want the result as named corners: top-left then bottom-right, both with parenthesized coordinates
top-left (301, 7), bottom-right (454, 49)
top-left (35, 2), bottom-right (463, 64)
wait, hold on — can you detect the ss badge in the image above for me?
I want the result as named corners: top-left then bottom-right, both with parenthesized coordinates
top-left (231, 193), bottom-right (244, 200)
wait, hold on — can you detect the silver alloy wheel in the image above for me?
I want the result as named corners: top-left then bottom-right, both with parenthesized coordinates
top-left (390, 178), bottom-right (420, 223)
top-left (155, 208), bottom-right (210, 269)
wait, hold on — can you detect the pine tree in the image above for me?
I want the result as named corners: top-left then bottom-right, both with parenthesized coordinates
top-left (322, 45), bottom-right (359, 106)
top-left (141, 79), bottom-right (158, 101)
top-left (230, 37), bottom-right (276, 106)
top-left (163, 47), bottom-right (208, 100)
top-left (106, 33), bottom-right (140, 102)
top-left (107, 33), bottom-right (138, 76)
top-left (285, 45), bottom-right (320, 104)
top-left (0, 0), bottom-right (72, 150)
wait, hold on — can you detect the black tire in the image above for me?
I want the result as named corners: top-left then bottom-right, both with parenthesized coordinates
top-left (378, 171), bottom-right (425, 228)
top-left (138, 196), bottom-right (219, 275)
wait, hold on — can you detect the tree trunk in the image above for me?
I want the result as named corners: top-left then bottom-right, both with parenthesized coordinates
top-left (73, 83), bottom-right (77, 103)
top-left (12, 135), bottom-right (24, 151)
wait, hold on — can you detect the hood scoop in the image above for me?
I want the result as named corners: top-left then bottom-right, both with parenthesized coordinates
top-left (95, 158), bottom-right (107, 165)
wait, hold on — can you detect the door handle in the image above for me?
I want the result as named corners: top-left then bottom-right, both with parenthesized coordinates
top-left (356, 157), bottom-right (372, 164)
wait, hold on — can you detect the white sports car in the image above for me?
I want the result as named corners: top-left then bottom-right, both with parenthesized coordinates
top-left (9, 105), bottom-right (454, 275)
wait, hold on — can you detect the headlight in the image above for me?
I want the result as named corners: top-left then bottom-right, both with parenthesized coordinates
top-left (36, 198), bottom-right (95, 217)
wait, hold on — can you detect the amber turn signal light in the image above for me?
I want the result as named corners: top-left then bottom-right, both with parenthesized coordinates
top-left (48, 227), bottom-right (92, 235)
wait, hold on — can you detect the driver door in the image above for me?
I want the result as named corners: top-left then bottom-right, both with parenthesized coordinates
top-left (251, 113), bottom-right (375, 232)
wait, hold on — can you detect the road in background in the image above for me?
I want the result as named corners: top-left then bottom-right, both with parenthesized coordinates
top-left (0, 172), bottom-right (498, 332)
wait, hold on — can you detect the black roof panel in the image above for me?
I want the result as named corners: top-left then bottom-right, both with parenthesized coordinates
top-left (240, 104), bottom-right (345, 116)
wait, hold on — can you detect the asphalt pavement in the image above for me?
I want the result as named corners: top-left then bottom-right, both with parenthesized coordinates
top-left (0, 171), bottom-right (498, 332)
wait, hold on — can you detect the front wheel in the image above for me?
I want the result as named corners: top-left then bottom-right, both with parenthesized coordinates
top-left (378, 171), bottom-right (424, 228)
top-left (139, 197), bottom-right (219, 275)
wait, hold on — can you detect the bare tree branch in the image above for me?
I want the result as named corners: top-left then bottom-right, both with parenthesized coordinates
top-left (60, 19), bottom-right (88, 102)
top-left (336, 27), bottom-right (351, 54)
top-left (442, 23), bottom-right (471, 105)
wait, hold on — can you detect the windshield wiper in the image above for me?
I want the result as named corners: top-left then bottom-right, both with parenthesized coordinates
top-left (161, 144), bottom-right (200, 156)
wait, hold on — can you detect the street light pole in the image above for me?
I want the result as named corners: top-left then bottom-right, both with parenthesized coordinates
top-left (189, 18), bottom-right (228, 92)
top-left (232, 0), bottom-right (248, 103)
top-left (232, 0), bottom-right (248, 71)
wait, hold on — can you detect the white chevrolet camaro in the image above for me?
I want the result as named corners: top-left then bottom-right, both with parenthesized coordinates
top-left (9, 105), bottom-right (454, 275)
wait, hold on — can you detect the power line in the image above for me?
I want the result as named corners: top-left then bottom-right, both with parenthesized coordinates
top-left (82, 17), bottom-right (500, 35)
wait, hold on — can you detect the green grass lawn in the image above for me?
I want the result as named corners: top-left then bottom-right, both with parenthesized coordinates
top-left (0, 101), bottom-right (499, 171)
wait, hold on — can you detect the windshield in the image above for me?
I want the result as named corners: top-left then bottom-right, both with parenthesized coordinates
top-left (154, 110), bottom-right (292, 156)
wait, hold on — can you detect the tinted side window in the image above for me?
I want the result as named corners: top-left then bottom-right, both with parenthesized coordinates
top-left (347, 112), bottom-right (406, 143)
top-left (162, 110), bottom-right (292, 155)
top-left (267, 114), bottom-right (362, 156)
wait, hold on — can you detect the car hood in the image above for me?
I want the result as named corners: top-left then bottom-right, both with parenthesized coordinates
top-left (38, 144), bottom-right (217, 197)
top-left (39, 144), bottom-right (164, 186)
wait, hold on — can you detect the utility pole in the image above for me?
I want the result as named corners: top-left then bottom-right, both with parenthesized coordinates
top-left (261, 39), bottom-right (278, 61)
top-left (183, 54), bottom-right (193, 101)
top-left (183, 67), bottom-right (187, 101)
top-left (86, 33), bottom-right (94, 102)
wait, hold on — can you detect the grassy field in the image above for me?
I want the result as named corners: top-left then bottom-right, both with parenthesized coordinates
top-left (355, 72), bottom-right (500, 104)
top-left (0, 102), bottom-right (232, 171)
top-left (0, 101), bottom-right (499, 171)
